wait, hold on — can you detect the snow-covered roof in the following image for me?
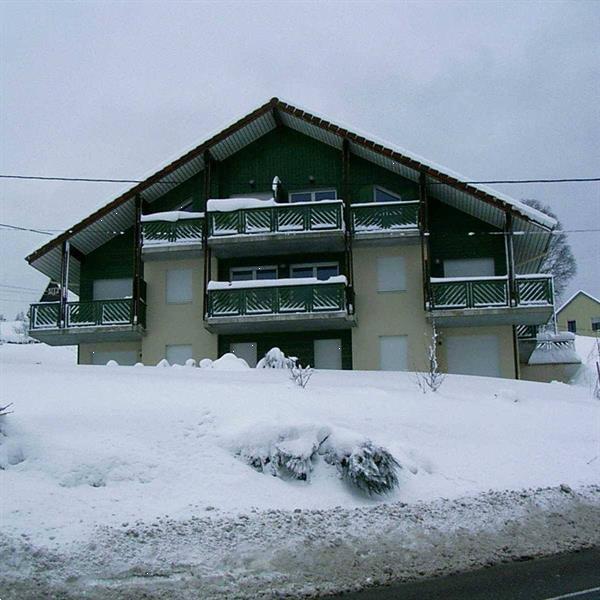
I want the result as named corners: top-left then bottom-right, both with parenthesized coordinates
top-left (557, 290), bottom-right (600, 313)
top-left (26, 97), bottom-right (557, 288)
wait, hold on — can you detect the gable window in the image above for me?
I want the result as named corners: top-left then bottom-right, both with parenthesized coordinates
top-left (374, 186), bottom-right (402, 203)
top-left (567, 320), bottom-right (577, 333)
top-left (291, 262), bottom-right (339, 281)
top-left (230, 265), bottom-right (278, 281)
top-left (166, 268), bottom-right (193, 304)
top-left (592, 318), bottom-right (600, 332)
top-left (289, 189), bottom-right (337, 203)
top-left (377, 256), bottom-right (406, 292)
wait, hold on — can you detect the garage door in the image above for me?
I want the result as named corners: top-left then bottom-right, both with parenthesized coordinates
top-left (91, 350), bottom-right (138, 366)
top-left (445, 334), bottom-right (501, 377)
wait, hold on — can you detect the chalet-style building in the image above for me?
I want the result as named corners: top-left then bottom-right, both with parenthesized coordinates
top-left (26, 98), bottom-right (558, 378)
top-left (556, 290), bottom-right (600, 336)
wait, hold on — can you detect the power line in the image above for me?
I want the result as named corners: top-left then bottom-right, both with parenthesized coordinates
top-left (1, 174), bottom-right (599, 185)
top-left (0, 284), bottom-right (42, 292)
top-left (0, 222), bottom-right (55, 235)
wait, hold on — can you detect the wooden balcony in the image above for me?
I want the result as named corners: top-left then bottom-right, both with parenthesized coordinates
top-left (351, 201), bottom-right (420, 244)
top-left (29, 296), bottom-right (146, 345)
top-left (141, 213), bottom-right (204, 260)
top-left (207, 200), bottom-right (345, 258)
top-left (428, 274), bottom-right (554, 327)
top-left (205, 276), bottom-right (355, 333)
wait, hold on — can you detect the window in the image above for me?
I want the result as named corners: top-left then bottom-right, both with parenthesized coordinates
top-left (592, 318), bottom-right (600, 332)
top-left (567, 320), bottom-right (577, 333)
top-left (443, 258), bottom-right (495, 278)
top-left (166, 344), bottom-right (193, 365)
top-left (314, 339), bottom-right (342, 370)
top-left (377, 256), bottom-right (406, 291)
top-left (166, 269), bottom-right (193, 304)
top-left (93, 278), bottom-right (132, 300)
top-left (289, 189), bottom-right (337, 203)
top-left (374, 186), bottom-right (402, 203)
top-left (230, 266), bottom-right (278, 281)
top-left (230, 342), bottom-right (257, 367)
top-left (379, 336), bottom-right (408, 371)
top-left (291, 262), bottom-right (339, 281)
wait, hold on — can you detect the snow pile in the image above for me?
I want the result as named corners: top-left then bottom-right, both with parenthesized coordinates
top-left (140, 210), bottom-right (204, 222)
top-left (528, 332), bottom-right (581, 365)
top-left (571, 334), bottom-right (600, 389)
top-left (207, 197), bottom-right (278, 212)
top-left (256, 347), bottom-right (297, 369)
top-left (0, 320), bottom-right (34, 344)
top-left (203, 352), bottom-right (250, 370)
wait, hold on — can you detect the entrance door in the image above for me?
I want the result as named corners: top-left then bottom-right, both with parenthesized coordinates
top-left (314, 339), bottom-right (342, 369)
top-left (445, 334), bottom-right (501, 377)
top-left (230, 342), bottom-right (258, 368)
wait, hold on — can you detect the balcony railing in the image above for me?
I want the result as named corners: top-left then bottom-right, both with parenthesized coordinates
top-left (30, 298), bottom-right (146, 331)
top-left (430, 275), bottom-right (553, 310)
top-left (206, 277), bottom-right (348, 318)
top-left (141, 213), bottom-right (204, 247)
top-left (351, 201), bottom-right (419, 233)
top-left (208, 200), bottom-right (343, 238)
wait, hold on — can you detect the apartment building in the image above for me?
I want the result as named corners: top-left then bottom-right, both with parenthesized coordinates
top-left (26, 98), bottom-right (557, 378)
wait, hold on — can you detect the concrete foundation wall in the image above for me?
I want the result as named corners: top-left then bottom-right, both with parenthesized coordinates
top-left (520, 362), bottom-right (581, 383)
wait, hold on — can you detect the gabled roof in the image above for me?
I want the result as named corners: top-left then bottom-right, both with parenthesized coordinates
top-left (26, 97), bottom-right (557, 288)
top-left (557, 290), bottom-right (600, 313)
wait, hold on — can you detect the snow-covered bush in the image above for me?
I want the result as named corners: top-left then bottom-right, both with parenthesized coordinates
top-left (210, 353), bottom-right (250, 370)
top-left (185, 358), bottom-right (197, 368)
top-left (199, 358), bottom-right (213, 369)
top-left (0, 403), bottom-right (13, 434)
top-left (156, 359), bottom-right (170, 368)
top-left (290, 363), bottom-right (313, 388)
top-left (256, 347), bottom-right (297, 369)
top-left (321, 433), bottom-right (400, 495)
top-left (106, 360), bottom-right (119, 367)
top-left (415, 323), bottom-right (445, 393)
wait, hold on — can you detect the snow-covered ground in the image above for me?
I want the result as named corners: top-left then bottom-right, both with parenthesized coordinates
top-left (1, 342), bottom-right (598, 598)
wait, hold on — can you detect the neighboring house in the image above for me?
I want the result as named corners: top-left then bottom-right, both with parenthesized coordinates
top-left (556, 290), bottom-right (600, 336)
top-left (26, 98), bottom-right (557, 378)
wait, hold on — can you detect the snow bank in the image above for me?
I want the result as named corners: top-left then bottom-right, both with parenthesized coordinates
top-left (209, 352), bottom-right (250, 370)
top-left (0, 320), bottom-right (34, 344)
top-left (207, 198), bottom-right (277, 212)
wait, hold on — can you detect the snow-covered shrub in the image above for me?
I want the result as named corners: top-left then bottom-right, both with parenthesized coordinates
top-left (199, 358), bottom-right (213, 369)
top-left (415, 323), bottom-right (445, 393)
top-left (211, 353), bottom-right (250, 370)
top-left (321, 433), bottom-right (400, 495)
top-left (289, 363), bottom-right (313, 388)
top-left (156, 359), bottom-right (170, 368)
top-left (272, 437), bottom-right (319, 481)
top-left (256, 347), bottom-right (297, 369)
top-left (106, 360), bottom-right (119, 367)
top-left (0, 403), bottom-right (13, 435)
top-left (134, 362), bottom-right (144, 368)
top-left (185, 358), bottom-right (197, 368)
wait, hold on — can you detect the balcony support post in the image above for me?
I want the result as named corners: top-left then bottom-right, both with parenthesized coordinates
top-left (504, 210), bottom-right (517, 306)
top-left (419, 172), bottom-right (432, 309)
top-left (132, 193), bottom-right (143, 326)
top-left (341, 138), bottom-right (355, 313)
top-left (202, 149), bottom-right (213, 319)
top-left (58, 240), bottom-right (70, 328)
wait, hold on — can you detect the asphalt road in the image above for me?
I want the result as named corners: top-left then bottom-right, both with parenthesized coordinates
top-left (325, 548), bottom-right (600, 600)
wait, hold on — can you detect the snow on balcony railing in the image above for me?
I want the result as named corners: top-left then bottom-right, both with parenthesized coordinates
top-left (206, 276), bottom-right (348, 318)
top-left (351, 200), bottom-right (420, 232)
top-left (207, 198), bottom-right (344, 237)
top-left (141, 211), bottom-right (204, 247)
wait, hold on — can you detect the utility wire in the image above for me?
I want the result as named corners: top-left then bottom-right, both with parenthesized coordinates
top-left (0, 222), bottom-right (55, 235)
top-left (1, 174), bottom-right (599, 185)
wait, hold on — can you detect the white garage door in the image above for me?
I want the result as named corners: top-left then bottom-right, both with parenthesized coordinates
top-left (445, 334), bottom-right (501, 377)
top-left (91, 350), bottom-right (138, 366)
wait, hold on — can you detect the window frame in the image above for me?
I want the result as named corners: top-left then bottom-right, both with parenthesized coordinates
top-left (567, 320), bottom-right (577, 333)
top-left (591, 318), bottom-right (600, 332)
top-left (373, 186), bottom-right (402, 203)
top-left (289, 189), bottom-right (337, 203)
top-left (290, 262), bottom-right (340, 281)
top-left (376, 256), bottom-right (407, 292)
top-left (165, 268), bottom-right (193, 305)
top-left (229, 265), bottom-right (279, 281)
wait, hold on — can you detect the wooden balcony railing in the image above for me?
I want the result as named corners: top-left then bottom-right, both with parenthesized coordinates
top-left (351, 200), bottom-right (420, 232)
top-left (429, 275), bottom-right (553, 310)
top-left (206, 278), bottom-right (348, 318)
top-left (208, 200), bottom-right (343, 238)
top-left (141, 215), bottom-right (204, 246)
top-left (30, 297), bottom-right (146, 331)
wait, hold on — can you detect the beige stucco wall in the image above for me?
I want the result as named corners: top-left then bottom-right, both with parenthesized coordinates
top-left (437, 325), bottom-right (517, 379)
top-left (78, 341), bottom-right (142, 365)
top-left (557, 293), bottom-right (600, 337)
top-left (140, 256), bottom-right (218, 365)
top-left (351, 243), bottom-right (431, 371)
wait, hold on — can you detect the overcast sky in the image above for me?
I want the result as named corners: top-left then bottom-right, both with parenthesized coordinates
top-left (1, 0), bottom-right (598, 317)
